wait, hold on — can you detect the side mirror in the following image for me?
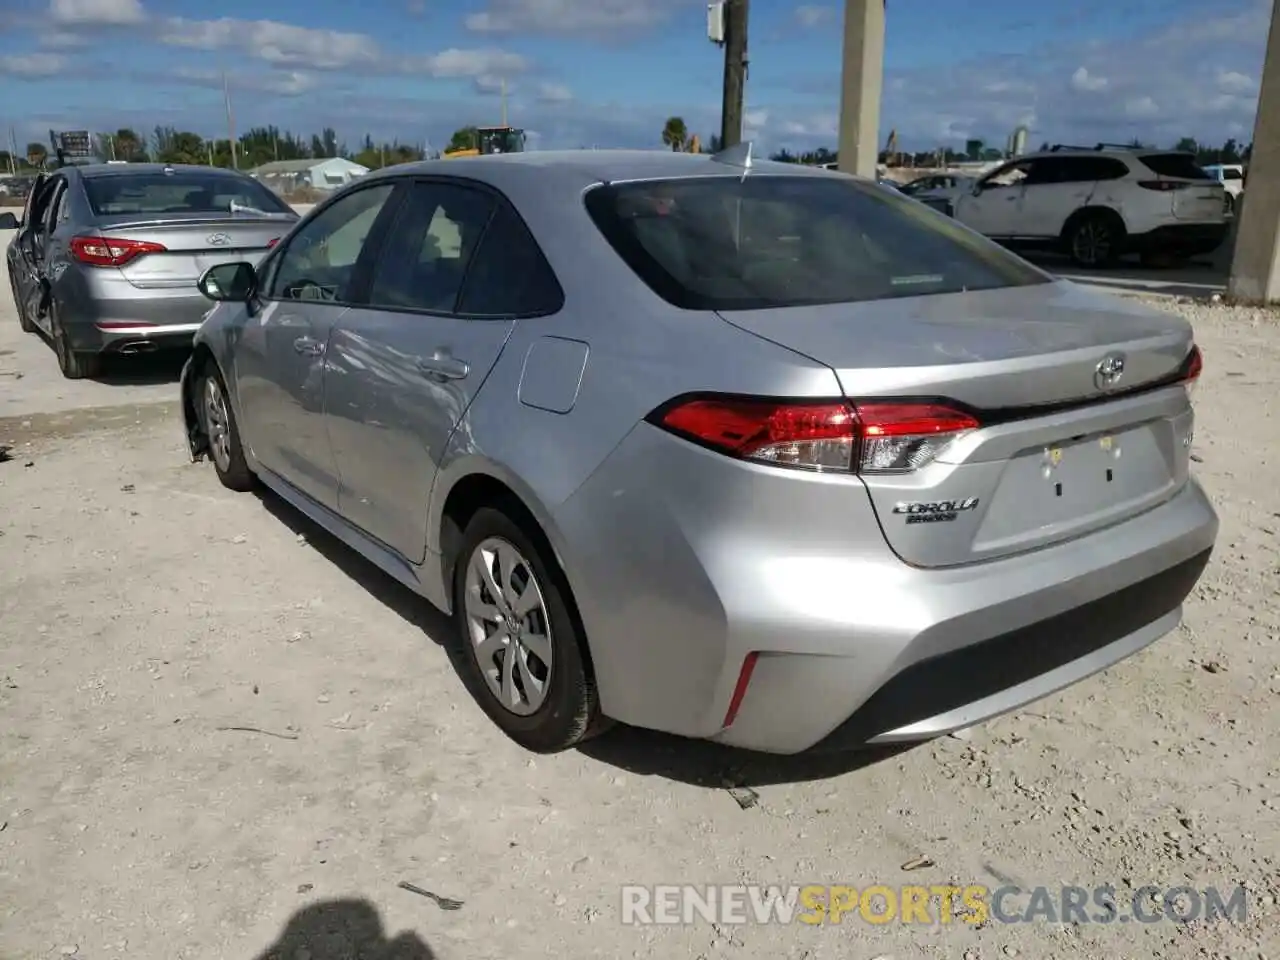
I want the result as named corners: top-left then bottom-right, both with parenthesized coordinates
top-left (0, 212), bottom-right (18, 230)
top-left (972, 182), bottom-right (985, 197)
top-left (198, 261), bottom-right (257, 302)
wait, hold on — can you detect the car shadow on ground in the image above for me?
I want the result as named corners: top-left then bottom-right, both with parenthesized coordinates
top-left (253, 488), bottom-right (454, 642)
top-left (91, 348), bottom-right (189, 385)
top-left (252, 899), bottom-right (435, 960)
top-left (579, 725), bottom-right (922, 788)
top-left (251, 485), bottom-right (923, 788)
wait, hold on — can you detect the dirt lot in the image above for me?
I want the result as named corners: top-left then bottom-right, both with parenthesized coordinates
top-left (1, 239), bottom-right (1278, 959)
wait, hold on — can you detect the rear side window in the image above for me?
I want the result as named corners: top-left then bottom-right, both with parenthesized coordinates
top-left (1222, 168), bottom-right (1243, 180)
top-left (457, 202), bottom-right (564, 317)
top-left (1137, 154), bottom-right (1212, 180)
top-left (583, 175), bottom-right (1049, 311)
top-left (82, 172), bottom-right (292, 217)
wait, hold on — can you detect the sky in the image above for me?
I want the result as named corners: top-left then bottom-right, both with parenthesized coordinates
top-left (0, 0), bottom-right (1271, 155)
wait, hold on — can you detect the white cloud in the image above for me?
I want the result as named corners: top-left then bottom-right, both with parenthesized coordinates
top-left (157, 18), bottom-right (383, 70)
top-left (48, 0), bottom-right (143, 26)
top-left (416, 47), bottom-right (529, 78)
top-left (1217, 69), bottom-right (1255, 94)
top-left (1070, 66), bottom-right (1108, 92)
top-left (465, 0), bottom-right (689, 37)
top-left (0, 52), bottom-right (67, 77)
top-left (795, 5), bottom-right (831, 28)
top-left (537, 82), bottom-right (574, 103)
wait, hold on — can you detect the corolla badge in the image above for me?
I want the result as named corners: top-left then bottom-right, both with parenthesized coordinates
top-left (892, 498), bottom-right (980, 524)
top-left (206, 233), bottom-right (232, 246)
top-left (1094, 352), bottom-right (1126, 390)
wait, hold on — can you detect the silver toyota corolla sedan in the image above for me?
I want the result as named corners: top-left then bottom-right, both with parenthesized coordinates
top-left (178, 147), bottom-right (1217, 756)
top-left (6, 162), bottom-right (297, 378)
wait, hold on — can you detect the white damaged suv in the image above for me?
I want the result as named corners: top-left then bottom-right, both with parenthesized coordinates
top-left (950, 145), bottom-right (1227, 268)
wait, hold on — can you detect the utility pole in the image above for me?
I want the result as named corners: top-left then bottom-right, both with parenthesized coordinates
top-left (222, 71), bottom-right (238, 170)
top-left (715, 0), bottom-right (749, 149)
top-left (836, 0), bottom-right (885, 178)
top-left (1228, 0), bottom-right (1280, 302)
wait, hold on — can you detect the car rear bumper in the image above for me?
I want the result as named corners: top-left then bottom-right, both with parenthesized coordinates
top-left (554, 425), bottom-right (1218, 755)
top-left (1129, 222), bottom-right (1229, 256)
top-left (65, 297), bottom-right (210, 353)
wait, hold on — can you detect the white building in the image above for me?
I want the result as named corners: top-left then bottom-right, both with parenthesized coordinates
top-left (249, 157), bottom-right (369, 193)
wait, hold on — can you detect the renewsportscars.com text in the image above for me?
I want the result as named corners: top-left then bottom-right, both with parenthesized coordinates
top-left (621, 884), bottom-right (1250, 926)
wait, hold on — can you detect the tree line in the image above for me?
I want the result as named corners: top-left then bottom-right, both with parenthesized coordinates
top-left (0, 119), bottom-right (1255, 178)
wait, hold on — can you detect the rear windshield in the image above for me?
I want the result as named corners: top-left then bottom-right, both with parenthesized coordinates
top-left (83, 172), bottom-right (292, 217)
top-left (1138, 154), bottom-right (1213, 180)
top-left (582, 175), bottom-right (1049, 311)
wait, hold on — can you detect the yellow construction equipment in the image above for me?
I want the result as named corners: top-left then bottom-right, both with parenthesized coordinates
top-left (442, 78), bottom-right (526, 159)
top-left (443, 126), bottom-right (526, 159)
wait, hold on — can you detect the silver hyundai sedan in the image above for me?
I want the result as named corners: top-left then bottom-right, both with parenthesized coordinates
top-left (6, 162), bottom-right (296, 378)
top-left (179, 147), bottom-right (1217, 755)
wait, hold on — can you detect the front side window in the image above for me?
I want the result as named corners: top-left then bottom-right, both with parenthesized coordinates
top-left (267, 183), bottom-right (396, 303)
top-left (982, 162), bottom-right (1032, 188)
top-left (584, 174), bottom-right (1049, 311)
top-left (82, 172), bottom-right (292, 217)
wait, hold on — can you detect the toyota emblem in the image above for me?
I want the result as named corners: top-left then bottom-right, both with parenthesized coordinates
top-left (206, 233), bottom-right (232, 246)
top-left (1094, 353), bottom-right (1126, 390)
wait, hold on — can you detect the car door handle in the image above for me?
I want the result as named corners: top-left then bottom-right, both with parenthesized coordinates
top-left (416, 353), bottom-right (470, 380)
top-left (293, 336), bottom-right (324, 356)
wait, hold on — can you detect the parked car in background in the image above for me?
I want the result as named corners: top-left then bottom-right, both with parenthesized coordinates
top-left (180, 148), bottom-right (1216, 757)
top-left (950, 146), bottom-right (1227, 267)
top-left (1200, 163), bottom-right (1244, 215)
top-left (5, 162), bottom-right (298, 378)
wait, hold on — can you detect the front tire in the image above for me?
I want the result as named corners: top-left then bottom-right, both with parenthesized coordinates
top-left (198, 360), bottom-right (254, 492)
top-left (451, 507), bottom-right (606, 753)
top-left (50, 301), bottom-right (101, 380)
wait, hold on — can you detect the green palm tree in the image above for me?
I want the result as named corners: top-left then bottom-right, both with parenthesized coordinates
top-left (661, 116), bottom-right (688, 152)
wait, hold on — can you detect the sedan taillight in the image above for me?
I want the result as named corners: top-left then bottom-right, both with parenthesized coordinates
top-left (70, 235), bottom-right (167, 267)
top-left (648, 395), bottom-right (980, 474)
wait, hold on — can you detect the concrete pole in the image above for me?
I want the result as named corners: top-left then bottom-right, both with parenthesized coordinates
top-left (1228, 0), bottom-right (1280, 302)
top-left (836, 0), bottom-right (885, 178)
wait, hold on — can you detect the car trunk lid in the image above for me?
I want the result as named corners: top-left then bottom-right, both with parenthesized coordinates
top-left (716, 280), bottom-right (1199, 567)
top-left (86, 213), bottom-right (295, 289)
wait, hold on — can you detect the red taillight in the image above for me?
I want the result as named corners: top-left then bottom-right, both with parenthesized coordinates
top-left (267, 237), bottom-right (280, 248)
top-left (1137, 180), bottom-right (1190, 192)
top-left (1182, 344), bottom-right (1202, 398)
top-left (651, 396), bottom-right (980, 474)
top-left (70, 235), bottom-right (167, 267)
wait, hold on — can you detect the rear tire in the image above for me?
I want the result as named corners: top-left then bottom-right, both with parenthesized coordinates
top-left (50, 301), bottom-right (101, 380)
top-left (197, 360), bottom-right (255, 492)
top-left (1065, 212), bottom-right (1123, 268)
top-left (450, 507), bottom-right (608, 753)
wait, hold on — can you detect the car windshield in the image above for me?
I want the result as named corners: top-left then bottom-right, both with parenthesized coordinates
top-left (83, 172), bottom-right (293, 217)
top-left (583, 174), bottom-right (1049, 311)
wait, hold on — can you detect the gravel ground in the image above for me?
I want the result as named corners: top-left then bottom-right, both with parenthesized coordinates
top-left (1, 256), bottom-right (1278, 959)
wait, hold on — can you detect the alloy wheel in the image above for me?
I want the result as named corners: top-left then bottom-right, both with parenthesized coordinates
top-left (463, 537), bottom-right (554, 716)
top-left (1073, 220), bottom-right (1111, 266)
top-left (203, 376), bottom-right (233, 473)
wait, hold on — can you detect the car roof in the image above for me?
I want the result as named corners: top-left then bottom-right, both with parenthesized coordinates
top-left (67, 163), bottom-right (253, 180)
top-left (365, 148), bottom-right (856, 194)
